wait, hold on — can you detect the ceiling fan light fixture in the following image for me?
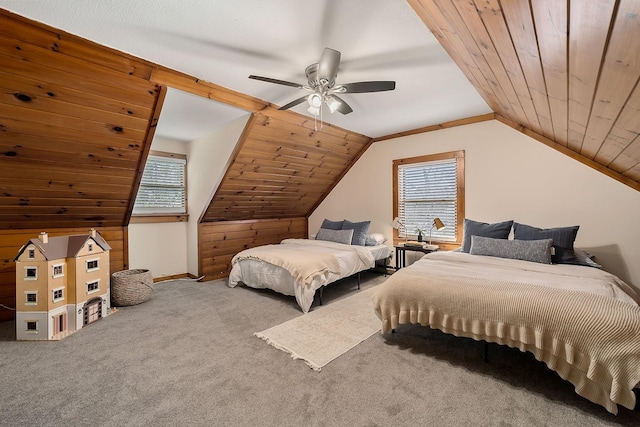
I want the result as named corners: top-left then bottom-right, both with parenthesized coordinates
top-left (307, 105), bottom-right (320, 115)
top-left (308, 93), bottom-right (323, 109)
top-left (325, 96), bottom-right (342, 114)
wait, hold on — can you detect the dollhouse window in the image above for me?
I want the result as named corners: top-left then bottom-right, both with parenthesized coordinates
top-left (86, 259), bottom-right (99, 271)
top-left (52, 288), bottom-right (64, 302)
top-left (88, 243), bottom-right (94, 252)
top-left (26, 321), bottom-right (38, 332)
top-left (25, 267), bottom-right (37, 280)
top-left (28, 248), bottom-right (35, 259)
top-left (52, 264), bottom-right (64, 278)
top-left (25, 292), bottom-right (37, 305)
top-left (87, 280), bottom-right (99, 294)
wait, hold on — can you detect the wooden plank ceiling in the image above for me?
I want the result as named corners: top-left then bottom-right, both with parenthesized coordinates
top-left (409, 0), bottom-right (640, 187)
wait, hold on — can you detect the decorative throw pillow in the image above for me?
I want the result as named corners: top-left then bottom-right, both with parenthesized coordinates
top-left (461, 218), bottom-right (514, 253)
top-left (470, 235), bottom-right (553, 264)
top-left (321, 218), bottom-right (344, 230)
top-left (315, 228), bottom-right (354, 245)
top-left (555, 247), bottom-right (602, 269)
top-left (513, 223), bottom-right (579, 264)
top-left (365, 233), bottom-right (387, 246)
top-left (341, 220), bottom-right (371, 246)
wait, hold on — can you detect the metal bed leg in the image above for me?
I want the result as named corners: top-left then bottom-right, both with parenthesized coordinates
top-left (319, 287), bottom-right (323, 306)
top-left (357, 272), bottom-right (361, 289)
top-left (483, 341), bottom-right (489, 363)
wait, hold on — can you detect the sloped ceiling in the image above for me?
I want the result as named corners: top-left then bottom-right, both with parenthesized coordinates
top-left (409, 0), bottom-right (640, 189)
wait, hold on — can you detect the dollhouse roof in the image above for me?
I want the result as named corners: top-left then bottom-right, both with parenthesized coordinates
top-left (14, 232), bottom-right (111, 261)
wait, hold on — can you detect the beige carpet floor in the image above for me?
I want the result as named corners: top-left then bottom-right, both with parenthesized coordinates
top-left (1, 272), bottom-right (639, 426)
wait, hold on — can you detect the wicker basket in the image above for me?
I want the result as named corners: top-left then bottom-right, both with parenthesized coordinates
top-left (111, 269), bottom-right (154, 306)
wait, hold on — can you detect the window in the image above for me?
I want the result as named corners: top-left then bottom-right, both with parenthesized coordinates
top-left (26, 321), bottom-right (38, 332)
top-left (393, 151), bottom-right (464, 244)
top-left (52, 264), bottom-right (64, 278)
top-left (28, 248), bottom-right (35, 259)
top-left (86, 259), bottom-right (99, 271)
top-left (133, 151), bottom-right (187, 215)
top-left (25, 267), bottom-right (37, 280)
top-left (25, 292), bottom-right (37, 305)
top-left (52, 288), bottom-right (64, 302)
top-left (88, 243), bottom-right (94, 252)
top-left (87, 281), bottom-right (99, 294)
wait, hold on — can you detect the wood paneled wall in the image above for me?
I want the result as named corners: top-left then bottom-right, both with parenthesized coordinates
top-left (198, 218), bottom-right (307, 280)
top-left (0, 226), bottom-right (127, 322)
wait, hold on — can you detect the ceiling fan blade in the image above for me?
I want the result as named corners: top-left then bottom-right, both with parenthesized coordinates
top-left (331, 95), bottom-right (353, 115)
top-left (249, 75), bottom-right (304, 89)
top-left (278, 96), bottom-right (308, 110)
top-left (317, 48), bottom-right (341, 87)
top-left (335, 81), bottom-right (396, 93)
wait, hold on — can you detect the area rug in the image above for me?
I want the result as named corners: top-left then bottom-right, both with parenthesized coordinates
top-left (254, 286), bottom-right (381, 371)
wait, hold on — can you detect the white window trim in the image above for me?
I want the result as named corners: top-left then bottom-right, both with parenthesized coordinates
top-left (86, 280), bottom-right (100, 295)
top-left (52, 263), bottom-right (64, 278)
top-left (52, 287), bottom-right (64, 303)
top-left (25, 291), bottom-right (38, 305)
top-left (24, 266), bottom-right (38, 281)
top-left (86, 258), bottom-right (100, 272)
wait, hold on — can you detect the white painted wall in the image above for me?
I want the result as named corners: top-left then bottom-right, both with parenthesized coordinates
top-left (128, 115), bottom-right (250, 278)
top-left (310, 120), bottom-right (640, 292)
top-left (185, 115), bottom-right (251, 275)
top-left (128, 136), bottom-right (189, 277)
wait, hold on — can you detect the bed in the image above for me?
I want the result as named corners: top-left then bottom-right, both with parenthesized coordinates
top-left (229, 237), bottom-right (391, 313)
top-left (372, 249), bottom-right (640, 414)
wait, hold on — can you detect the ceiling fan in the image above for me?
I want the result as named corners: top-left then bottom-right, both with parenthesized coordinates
top-left (249, 47), bottom-right (396, 117)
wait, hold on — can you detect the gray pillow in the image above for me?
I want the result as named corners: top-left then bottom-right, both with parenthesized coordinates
top-left (341, 220), bottom-right (371, 246)
top-left (321, 218), bottom-right (344, 230)
top-left (315, 228), bottom-right (354, 245)
top-left (461, 218), bottom-right (514, 253)
top-left (513, 223), bottom-right (579, 264)
top-left (470, 235), bottom-right (553, 264)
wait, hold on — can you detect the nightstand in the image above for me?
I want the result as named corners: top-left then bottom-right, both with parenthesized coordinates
top-left (395, 245), bottom-right (438, 269)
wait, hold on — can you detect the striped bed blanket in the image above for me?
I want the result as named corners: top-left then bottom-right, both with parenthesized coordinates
top-left (373, 252), bottom-right (640, 414)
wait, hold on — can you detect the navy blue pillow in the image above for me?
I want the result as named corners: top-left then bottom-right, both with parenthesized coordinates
top-left (513, 223), bottom-right (579, 264)
top-left (341, 220), bottom-right (371, 246)
top-left (461, 218), bottom-right (513, 253)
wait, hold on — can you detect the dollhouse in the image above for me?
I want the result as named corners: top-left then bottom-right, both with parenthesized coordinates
top-left (14, 229), bottom-right (112, 340)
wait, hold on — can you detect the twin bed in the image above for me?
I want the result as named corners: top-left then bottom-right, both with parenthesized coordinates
top-left (229, 237), bottom-right (391, 313)
top-left (228, 218), bottom-right (640, 414)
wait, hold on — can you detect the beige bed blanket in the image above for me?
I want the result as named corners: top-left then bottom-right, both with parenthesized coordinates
top-left (373, 253), bottom-right (640, 414)
top-left (231, 239), bottom-right (376, 288)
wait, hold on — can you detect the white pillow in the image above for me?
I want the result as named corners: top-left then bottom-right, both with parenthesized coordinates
top-left (365, 233), bottom-right (387, 246)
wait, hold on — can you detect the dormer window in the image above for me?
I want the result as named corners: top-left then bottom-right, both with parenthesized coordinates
top-left (28, 248), bottom-right (35, 259)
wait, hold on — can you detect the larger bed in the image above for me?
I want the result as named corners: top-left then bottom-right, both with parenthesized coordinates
top-left (373, 250), bottom-right (640, 414)
top-left (229, 238), bottom-right (391, 313)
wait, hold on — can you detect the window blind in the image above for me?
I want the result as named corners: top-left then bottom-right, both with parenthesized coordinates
top-left (398, 158), bottom-right (457, 241)
top-left (133, 155), bottom-right (186, 214)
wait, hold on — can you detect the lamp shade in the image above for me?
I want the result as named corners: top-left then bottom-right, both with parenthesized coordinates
top-left (433, 217), bottom-right (445, 230)
top-left (392, 217), bottom-right (403, 229)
